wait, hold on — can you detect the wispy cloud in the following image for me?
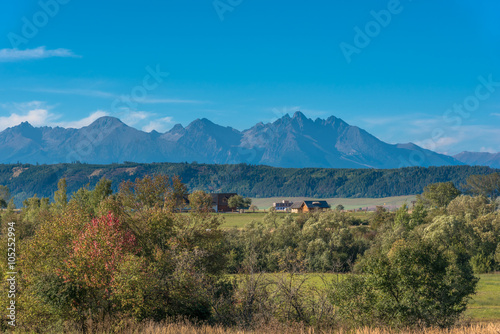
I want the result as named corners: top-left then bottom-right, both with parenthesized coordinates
top-left (480, 147), bottom-right (497, 153)
top-left (358, 114), bottom-right (440, 131)
top-left (58, 111), bottom-right (109, 128)
top-left (0, 102), bottom-right (57, 130)
top-left (122, 111), bottom-right (151, 126)
top-left (0, 101), bottom-right (107, 131)
top-left (0, 47), bottom-right (80, 62)
top-left (359, 115), bottom-right (411, 126)
top-left (28, 87), bottom-right (207, 105)
top-left (0, 101), bottom-right (178, 133)
top-left (354, 112), bottom-right (500, 154)
top-left (414, 125), bottom-right (500, 154)
top-left (32, 88), bottom-right (115, 98)
top-left (414, 136), bottom-right (460, 151)
top-left (141, 98), bottom-right (208, 104)
top-left (142, 117), bottom-right (174, 133)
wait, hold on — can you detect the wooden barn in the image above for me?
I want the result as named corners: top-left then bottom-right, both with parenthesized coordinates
top-left (290, 200), bottom-right (330, 213)
top-left (210, 193), bottom-right (237, 212)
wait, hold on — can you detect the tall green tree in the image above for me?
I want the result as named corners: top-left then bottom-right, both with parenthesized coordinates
top-left (188, 190), bottom-right (213, 213)
top-left (0, 185), bottom-right (10, 208)
top-left (90, 177), bottom-right (113, 210)
top-left (228, 195), bottom-right (252, 211)
top-left (53, 178), bottom-right (68, 212)
top-left (418, 182), bottom-right (461, 209)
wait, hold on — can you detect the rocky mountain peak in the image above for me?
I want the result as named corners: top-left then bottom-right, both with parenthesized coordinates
top-left (0, 114), bottom-right (471, 168)
top-left (86, 116), bottom-right (126, 129)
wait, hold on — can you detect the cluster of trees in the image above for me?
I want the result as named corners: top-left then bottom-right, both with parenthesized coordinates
top-left (0, 172), bottom-right (498, 331)
top-left (1, 176), bottom-right (231, 332)
top-left (225, 210), bottom-right (369, 273)
top-left (1, 162), bottom-right (497, 206)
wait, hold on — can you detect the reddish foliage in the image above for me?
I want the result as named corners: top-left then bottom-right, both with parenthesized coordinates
top-left (60, 212), bottom-right (138, 291)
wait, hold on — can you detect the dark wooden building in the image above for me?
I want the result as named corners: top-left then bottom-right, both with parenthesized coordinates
top-left (210, 193), bottom-right (238, 212)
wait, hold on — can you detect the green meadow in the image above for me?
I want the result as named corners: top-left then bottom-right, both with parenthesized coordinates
top-left (219, 211), bottom-right (374, 228)
top-left (467, 274), bottom-right (500, 321)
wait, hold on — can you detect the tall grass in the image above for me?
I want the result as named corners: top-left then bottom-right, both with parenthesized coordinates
top-left (133, 322), bottom-right (500, 334)
top-left (19, 319), bottom-right (500, 334)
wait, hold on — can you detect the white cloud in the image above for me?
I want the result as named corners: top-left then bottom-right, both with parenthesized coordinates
top-left (0, 102), bottom-right (107, 131)
top-left (141, 98), bottom-right (206, 104)
top-left (415, 136), bottom-right (460, 151)
top-left (360, 115), bottom-right (408, 126)
top-left (272, 106), bottom-right (298, 114)
top-left (480, 147), bottom-right (497, 153)
top-left (142, 117), bottom-right (174, 133)
top-left (0, 101), bottom-right (179, 134)
top-left (57, 111), bottom-right (109, 128)
top-left (413, 125), bottom-right (500, 155)
top-left (122, 111), bottom-right (151, 126)
top-left (270, 106), bottom-right (301, 118)
top-left (0, 107), bottom-right (56, 130)
top-left (27, 87), bottom-right (207, 105)
top-left (0, 47), bottom-right (80, 62)
top-left (33, 88), bottom-right (115, 98)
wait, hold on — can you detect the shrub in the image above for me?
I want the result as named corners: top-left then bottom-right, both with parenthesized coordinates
top-left (330, 238), bottom-right (478, 328)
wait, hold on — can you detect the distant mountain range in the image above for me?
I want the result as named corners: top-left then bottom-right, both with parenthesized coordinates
top-left (0, 111), bottom-right (497, 169)
top-left (453, 152), bottom-right (500, 169)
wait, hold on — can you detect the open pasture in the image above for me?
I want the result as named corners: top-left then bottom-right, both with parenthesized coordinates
top-left (218, 211), bottom-right (373, 228)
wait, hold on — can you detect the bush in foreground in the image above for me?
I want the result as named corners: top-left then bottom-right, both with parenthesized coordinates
top-left (330, 238), bottom-right (478, 328)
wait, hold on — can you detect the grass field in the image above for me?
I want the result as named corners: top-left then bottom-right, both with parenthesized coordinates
top-left (466, 273), bottom-right (500, 321)
top-left (251, 195), bottom-right (417, 211)
top-left (219, 211), bottom-right (374, 228)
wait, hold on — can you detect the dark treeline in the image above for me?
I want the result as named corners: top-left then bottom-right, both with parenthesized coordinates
top-left (0, 162), bottom-right (497, 206)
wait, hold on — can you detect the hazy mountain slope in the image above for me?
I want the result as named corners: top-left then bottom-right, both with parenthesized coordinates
top-left (454, 151), bottom-right (500, 169)
top-left (0, 112), bottom-right (464, 168)
top-left (238, 112), bottom-right (461, 168)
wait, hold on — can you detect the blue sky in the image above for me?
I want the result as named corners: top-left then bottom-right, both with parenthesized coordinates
top-left (1, 0), bottom-right (500, 154)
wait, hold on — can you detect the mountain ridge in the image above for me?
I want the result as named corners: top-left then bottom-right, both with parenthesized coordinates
top-left (0, 112), bottom-right (474, 168)
top-left (453, 151), bottom-right (500, 169)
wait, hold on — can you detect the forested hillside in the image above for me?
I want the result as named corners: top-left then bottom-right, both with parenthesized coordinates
top-left (0, 162), bottom-right (497, 205)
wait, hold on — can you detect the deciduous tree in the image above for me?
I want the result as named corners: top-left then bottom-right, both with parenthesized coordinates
top-left (188, 190), bottom-right (213, 213)
top-left (228, 195), bottom-right (252, 211)
top-left (0, 185), bottom-right (10, 208)
top-left (418, 182), bottom-right (461, 209)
